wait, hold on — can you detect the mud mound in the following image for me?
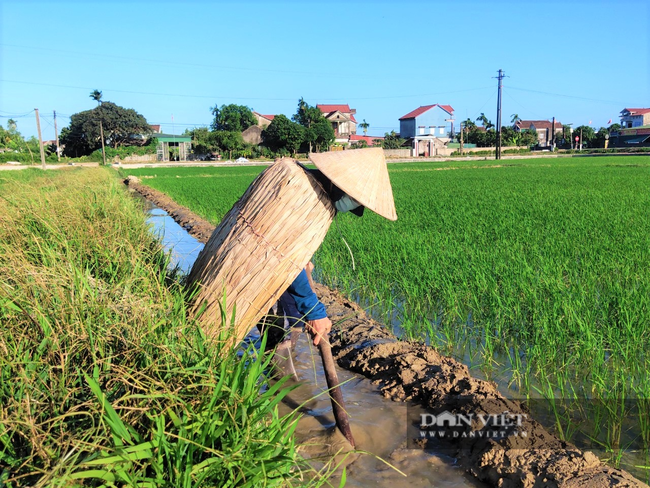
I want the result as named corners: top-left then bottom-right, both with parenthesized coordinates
top-left (125, 177), bottom-right (648, 488)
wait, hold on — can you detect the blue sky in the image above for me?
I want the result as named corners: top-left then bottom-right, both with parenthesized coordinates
top-left (1, 0), bottom-right (648, 141)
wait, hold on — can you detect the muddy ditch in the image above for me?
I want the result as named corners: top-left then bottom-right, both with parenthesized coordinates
top-left (126, 176), bottom-right (648, 488)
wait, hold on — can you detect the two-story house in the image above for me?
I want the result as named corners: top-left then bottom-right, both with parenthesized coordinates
top-left (609, 108), bottom-right (650, 148)
top-left (619, 108), bottom-right (650, 128)
top-left (317, 104), bottom-right (357, 143)
top-left (514, 120), bottom-right (563, 148)
top-left (399, 104), bottom-right (454, 157)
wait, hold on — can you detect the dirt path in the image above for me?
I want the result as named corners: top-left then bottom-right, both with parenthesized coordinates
top-left (125, 176), bottom-right (648, 488)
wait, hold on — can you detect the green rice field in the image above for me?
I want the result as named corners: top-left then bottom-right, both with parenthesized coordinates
top-left (122, 155), bottom-right (650, 467)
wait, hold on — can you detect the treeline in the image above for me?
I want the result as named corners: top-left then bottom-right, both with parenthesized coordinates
top-left (458, 114), bottom-right (622, 149)
top-left (0, 119), bottom-right (59, 163)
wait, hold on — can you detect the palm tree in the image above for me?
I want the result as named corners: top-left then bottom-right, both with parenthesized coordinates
top-left (476, 113), bottom-right (491, 128)
top-left (90, 90), bottom-right (106, 164)
top-left (511, 113), bottom-right (521, 127)
top-left (359, 119), bottom-right (369, 135)
top-left (90, 89), bottom-right (102, 104)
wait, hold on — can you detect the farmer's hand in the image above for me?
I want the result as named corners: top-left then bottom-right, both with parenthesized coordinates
top-left (307, 317), bottom-right (332, 346)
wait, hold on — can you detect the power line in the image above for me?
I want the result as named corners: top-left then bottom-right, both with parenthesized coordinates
top-left (0, 78), bottom-right (495, 104)
top-left (508, 86), bottom-right (627, 106)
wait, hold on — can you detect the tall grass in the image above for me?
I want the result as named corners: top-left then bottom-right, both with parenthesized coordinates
top-left (0, 167), bottom-right (327, 487)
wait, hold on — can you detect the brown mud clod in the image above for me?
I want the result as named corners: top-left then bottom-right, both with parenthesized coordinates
top-left (126, 177), bottom-right (648, 488)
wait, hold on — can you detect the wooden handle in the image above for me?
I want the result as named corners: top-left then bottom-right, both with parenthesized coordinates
top-left (318, 340), bottom-right (356, 448)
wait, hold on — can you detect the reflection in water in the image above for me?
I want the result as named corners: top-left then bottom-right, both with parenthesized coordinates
top-left (146, 204), bottom-right (483, 488)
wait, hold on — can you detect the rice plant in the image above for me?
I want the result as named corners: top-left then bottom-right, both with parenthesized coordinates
top-left (0, 167), bottom-right (329, 487)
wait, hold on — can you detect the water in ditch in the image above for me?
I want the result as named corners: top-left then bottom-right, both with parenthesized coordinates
top-left (147, 205), bottom-right (485, 487)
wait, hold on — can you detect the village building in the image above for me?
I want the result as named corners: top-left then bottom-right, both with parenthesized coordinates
top-left (514, 120), bottom-right (563, 148)
top-left (317, 104), bottom-right (357, 144)
top-left (399, 104), bottom-right (454, 157)
top-left (252, 112), bottom-right (275, 128)
top-left (619, 108), bottom-right (650, 128)
top-left (609, 108), bottom-right (650, 148)
top-left (155, 133), bottom-right (192, 161)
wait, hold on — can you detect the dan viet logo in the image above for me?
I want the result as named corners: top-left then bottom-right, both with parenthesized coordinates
top-left (418, 410), bottom-right (529, 440)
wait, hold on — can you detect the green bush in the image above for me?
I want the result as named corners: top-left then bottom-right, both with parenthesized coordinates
top-left (0, 168), bottom-right (328, 487)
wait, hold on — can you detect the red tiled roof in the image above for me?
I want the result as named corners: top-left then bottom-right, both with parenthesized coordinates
top-left (317, 104), bottom-right (351, 113)
top-left (516, 120), bottom-right (563, 130)
top-left (622, 108), bottom-right (650, 115)
top-left (399, 104), bottom-right (454, 120)
top-left (317, 104), bottom-right (357, 123)
top-left (150, 124), bottom-right (161, 132)
top-left (350, 134), bottom-right (383, 146)
top-left (253, 111), bottom-right (275, 121)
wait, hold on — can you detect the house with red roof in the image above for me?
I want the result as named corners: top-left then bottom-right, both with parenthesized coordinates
top-left (399, 104), bottom-right (454, 156)
top-left (514, 120), bottom-right (563, 148)
top-left (252, 111), bottom-right (275, 128)
top-left (317, 104), bottom-right (357, 143)
top-left (609, 108), bottom-right (650, 148)
top-left (620, 108), bottom-right (650, 128)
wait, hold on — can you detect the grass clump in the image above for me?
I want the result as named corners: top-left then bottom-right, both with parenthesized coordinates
top-left (0, 168), bottom-right (322, 487)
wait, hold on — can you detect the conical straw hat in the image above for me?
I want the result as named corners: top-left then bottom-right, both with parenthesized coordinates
top-left (308, 147), bottom-right (397, 221)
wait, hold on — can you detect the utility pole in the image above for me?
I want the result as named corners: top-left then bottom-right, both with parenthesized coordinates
top-left (580, 128), bottom-right (583, 150)
top-left (459, 123), bottom-right (464, 155)
top-left (34, 108), bottom-right (46, 169)
top-left (551, 117), bottom-right (556, 151)
top-left (53, 110), bottom-right (61, 162)
top-left (99, 118), bottom-right (106, 165)
top-left (495, 69), bottom-right (505, 160)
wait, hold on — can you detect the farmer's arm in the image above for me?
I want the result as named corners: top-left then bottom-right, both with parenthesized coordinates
top-left (287, 269), bottom-right (332, 346)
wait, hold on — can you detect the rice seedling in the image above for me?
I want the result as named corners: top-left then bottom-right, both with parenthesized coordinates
top-left (121, 155), bottom-right (650, 479)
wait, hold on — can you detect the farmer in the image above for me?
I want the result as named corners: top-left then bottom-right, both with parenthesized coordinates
top-left (257, 152), bottom-right (395, 376)
top-left (187, 147), bottom-right (397, 351)
top-left (187, 148), bottom-right (396, 445)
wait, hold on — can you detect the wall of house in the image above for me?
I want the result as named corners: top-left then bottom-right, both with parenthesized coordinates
top-left (400, 107), bottom-right (452, 138)
top-left (399, 119), bottom-right (416, 138)
top-left (414, 108), bottom-right (451, 137)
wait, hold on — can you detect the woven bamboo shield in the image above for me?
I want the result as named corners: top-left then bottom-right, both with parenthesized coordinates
top-left (187, 158), bottom-right (335, 346)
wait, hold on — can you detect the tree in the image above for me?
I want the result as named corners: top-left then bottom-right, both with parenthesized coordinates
top-left (211, 104), bottom-right (256, 132)
top-left (309, 118), bottom-right (335, 152)
top-left (292, 98), bottom-right (334, 152)
top-left (351, 139), bottom-right (368, 149)
top-left (60, 102), bottom-right (151, 157)
top-left (476, 113), bottom-right (493, 129)
top-left (213, 131), bottom-right (245, 159)
top-left (594, 127), bottom-right (612, 148)
top-left (90, 90), bottom-right (106, 164)
top-left (510, 113), bottom-right (521, 125)
top-left (359, 119), bottom-right (369, 135)
top-left (572, 125), bottom-right (596, 148)
top-left (186, 127), bottom-right (217, 155)
top-left (380, 131), bottom-right (405, 149)
top-left (262, 115), bottom-right (304, 156)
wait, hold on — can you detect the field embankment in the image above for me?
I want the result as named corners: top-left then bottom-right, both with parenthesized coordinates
top-left (0, 168), bottom-right (331, 487)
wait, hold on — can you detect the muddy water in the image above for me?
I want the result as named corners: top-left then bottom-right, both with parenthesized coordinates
top-left (274, 330), bottom-right (484, 487)
top-left (146, 205), bottom-right (483, 488)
